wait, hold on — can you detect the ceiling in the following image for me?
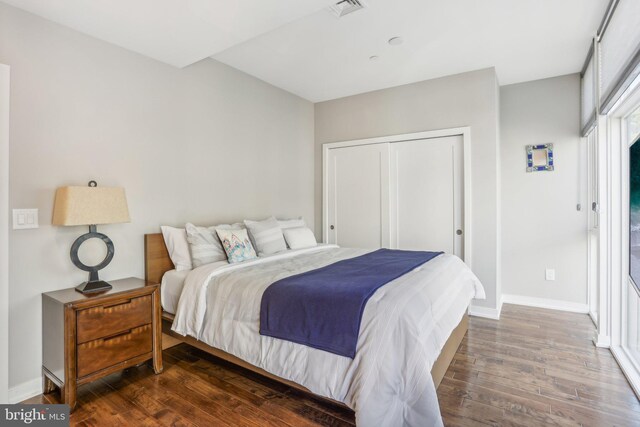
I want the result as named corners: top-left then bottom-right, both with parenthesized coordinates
top-left (214, 0), bottom-right (607, 102)
top-left (4, 0), bottom-right (607, 102)
top-left (1, 0), bottom-right (335, 68)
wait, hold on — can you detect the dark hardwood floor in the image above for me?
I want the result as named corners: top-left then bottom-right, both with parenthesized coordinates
top-left (439, 304), bottom-right (640, 426)
top-left (25, 304), bottom-right (640, 426)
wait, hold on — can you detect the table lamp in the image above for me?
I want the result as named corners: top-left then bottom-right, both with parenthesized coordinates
top-left (52, 181), bottom-right (130, 293)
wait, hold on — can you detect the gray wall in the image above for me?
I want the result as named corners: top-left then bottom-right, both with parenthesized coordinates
top-left (314, 68), bottom-right (502, 313)
top-left (0, 3), bottom-right (315, 390)
top-left (500, 74), bottom-right (587, 304)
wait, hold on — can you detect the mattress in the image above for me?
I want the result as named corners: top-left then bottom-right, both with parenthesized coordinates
top-left (160, 269), bottom-right (190, 314)
top-left (171, 245), bottom-right (485, 426)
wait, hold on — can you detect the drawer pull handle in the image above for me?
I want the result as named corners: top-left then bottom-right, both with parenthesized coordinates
top-left (102, 299), bottom-right (132, 309)
top-left (103, 330), bottom-right (132, 342)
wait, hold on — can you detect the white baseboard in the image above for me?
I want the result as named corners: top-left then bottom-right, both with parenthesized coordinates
top-left (588, 310), bottom-right (598, 327)
top-left (610, 346), bottom-right (640, 400)
top-left (593, 333), bottom-right (611, 348)
top-left (469, 301), bottom-right (502, 320)
top-left (501, 294), bottom-right (589, 314)
top-left (8, 377), bottom-right (40, 404)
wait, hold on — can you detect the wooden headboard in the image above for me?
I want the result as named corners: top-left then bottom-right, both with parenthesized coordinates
top-left (144, 233), bottom-right (174, 284)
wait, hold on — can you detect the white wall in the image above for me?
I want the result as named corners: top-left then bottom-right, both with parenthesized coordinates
top-left (0, 63), bottom-right (9, 404)
top-left (0, 2), bottom-right (315, 395)
top-left (500, 74), bottom-right (587, 306)
top-left (314, 68), bottom-right (502, 316)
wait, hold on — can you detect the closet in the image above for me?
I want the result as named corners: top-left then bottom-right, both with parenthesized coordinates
top-left (324, 133), bottom-right (465, 259)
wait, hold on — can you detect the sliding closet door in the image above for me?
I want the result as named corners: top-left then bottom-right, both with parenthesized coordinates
top-left (326, 144), bottom-right (389, 248)
top-left (390, 136), bottom-right (464, 257)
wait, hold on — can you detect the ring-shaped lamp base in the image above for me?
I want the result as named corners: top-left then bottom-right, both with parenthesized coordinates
top-left (71, 225), bottom-right (115, 294)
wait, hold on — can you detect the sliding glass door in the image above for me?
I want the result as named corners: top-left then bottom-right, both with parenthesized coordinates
top-left (603, 80), bottom-right (640, 398)
top-left (625, 106), bottom-right (640, 370)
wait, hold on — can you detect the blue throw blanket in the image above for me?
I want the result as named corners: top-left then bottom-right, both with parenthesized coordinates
top-left (259, 248), bottom-right (443, 358)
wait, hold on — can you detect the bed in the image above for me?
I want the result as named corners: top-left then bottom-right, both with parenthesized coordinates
top-left (144, 233), bottom-right (485, 426)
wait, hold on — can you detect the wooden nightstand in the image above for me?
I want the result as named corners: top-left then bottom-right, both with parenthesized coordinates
top-left (42, 277), bottom-right (162, 411)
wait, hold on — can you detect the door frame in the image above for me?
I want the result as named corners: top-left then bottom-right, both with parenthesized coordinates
top-left (0, 63), bottom-right (9, 403)
top-left (599, 77), bottom-right (640, 398)
top-left (586, 129), bottom-right (599, 326)
top-left (322, 127), bottom-right (472, 267)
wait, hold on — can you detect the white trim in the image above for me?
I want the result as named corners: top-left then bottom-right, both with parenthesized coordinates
top-left (611, 116), bottom-right (625, 351)
top-left (611, 345), bottom-right (640, 399)
top-left (501, 294), bottom-right (589, 314)
top-left (0, 64), bottom-right (9, 404)
top-left (588, 310), bottom-right (598, 327)
top-left (8, 378), bottom-right (40, 404)
top-left (469, 300), bottom-right (502, 320)
top-left (596, 115), bottom-right (613, 346)
top-left (322, 127), bottom-right (473, 269)
top-left (321, 127), bottom-right (472, 150)
top-left (586, 130), bottom-right (599, 325)
top-left (593, 333), bottom-right (611, 348)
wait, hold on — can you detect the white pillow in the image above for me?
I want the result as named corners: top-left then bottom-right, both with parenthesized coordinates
top-left (160, 226), bottom-right (192, 271)
top-left (185, 223), bottom-right (228, 267)
top-left (277, 217), bottom-right (306, 230)
top-left (244, 217), bottom-right (287, 256)
top-left (283, 227), bottom-right (317, 250)
top-left (216, 228), bottom-right (258, 263)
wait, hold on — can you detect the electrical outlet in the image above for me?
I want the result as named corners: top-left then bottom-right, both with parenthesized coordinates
top-left (545, 268), bottom-right (556, 281)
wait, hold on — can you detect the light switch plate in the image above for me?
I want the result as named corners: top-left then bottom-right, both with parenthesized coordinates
top-left (13, 209), bottom-right (39, 230)
top-left (545, 268), bottom-right (556, 281)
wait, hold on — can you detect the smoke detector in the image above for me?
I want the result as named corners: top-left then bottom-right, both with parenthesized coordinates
top-left (329, 0), bottom-right (366, 17)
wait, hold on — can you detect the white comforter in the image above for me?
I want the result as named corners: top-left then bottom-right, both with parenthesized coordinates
top-left (172, 245), bottom-right (485, 426)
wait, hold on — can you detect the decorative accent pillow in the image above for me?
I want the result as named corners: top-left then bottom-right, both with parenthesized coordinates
top-left (215, 228), bottom-right (258, 263)
top-left (244, 217), bottom-right (287, 256)
top-left (185, 223), bottom-right (227, 267)
top-left (277, 217), bottom-right (306, 230)
top-left (283, 227), bottom-right (317, 250)
top-left (160, 226), bottom-right (192, 271)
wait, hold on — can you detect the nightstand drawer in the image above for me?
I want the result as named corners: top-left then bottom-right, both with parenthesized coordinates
top-left (76, 295), bottom-right (152, 343)
top-left (76, 324), bottom-right (152, 378)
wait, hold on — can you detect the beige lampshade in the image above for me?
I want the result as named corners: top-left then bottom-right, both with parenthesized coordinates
top-left (52, 186), bottom-right (130, 226)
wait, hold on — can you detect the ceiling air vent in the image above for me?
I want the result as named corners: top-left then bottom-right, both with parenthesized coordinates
top-left (329, 0), bottom-right (366, 17)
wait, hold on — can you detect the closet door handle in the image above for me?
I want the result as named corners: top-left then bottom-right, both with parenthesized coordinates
top-left (456, 229), bottom-right (463, 236)
top-left (330, 225), bottom-right (335, 230)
